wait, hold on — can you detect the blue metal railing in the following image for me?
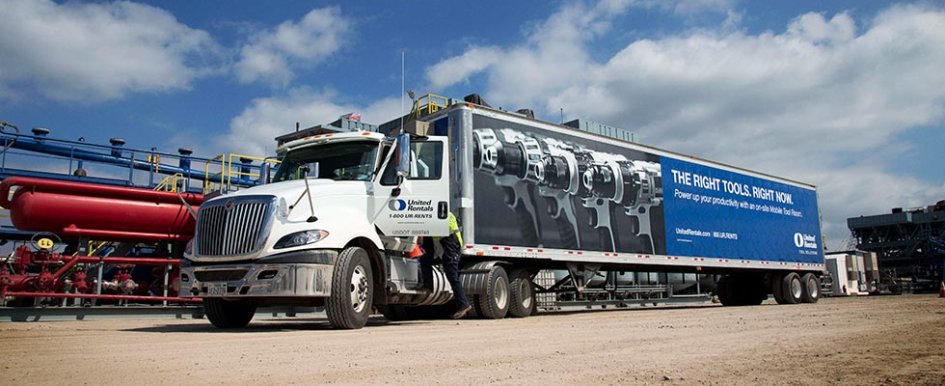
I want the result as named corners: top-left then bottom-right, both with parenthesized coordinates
top-left (0, 121), bottom-right (267, 192)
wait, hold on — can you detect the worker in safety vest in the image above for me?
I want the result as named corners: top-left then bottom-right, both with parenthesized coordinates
top-left (419, 212), bottom-right (471, 319)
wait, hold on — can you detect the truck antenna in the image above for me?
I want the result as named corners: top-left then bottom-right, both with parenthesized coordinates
top-left (400, 49), bottom-right (405, 134)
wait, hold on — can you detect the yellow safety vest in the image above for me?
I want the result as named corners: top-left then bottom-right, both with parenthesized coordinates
top-left (447, 212), bottom-right (463, 246)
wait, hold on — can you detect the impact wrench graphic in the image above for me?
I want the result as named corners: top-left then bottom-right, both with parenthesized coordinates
top-left (583, 158), bottom-right (663, 253)
top-left (472, 128), bottom-right (543, 247)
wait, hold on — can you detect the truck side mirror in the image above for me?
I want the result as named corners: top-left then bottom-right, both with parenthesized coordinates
top-left (395, 133), bottom-right (410, 177)
top-left (259, 163), bottom-right (271, 184)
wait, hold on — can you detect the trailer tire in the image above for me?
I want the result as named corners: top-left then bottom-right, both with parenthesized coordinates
top-left (716, 276), bottom-right (737, 306)
top-left (800, 273), bottom-right (820, 303)
top-left (508, 269), bottom-right (534, 318)
top-left (736, 275), bottom-right (766, 306)
top-left (204, 298), bottom-right (256, 328)
top-left (326, 246), bottom-right (373, 329)
top-left (771, 272), bottom-right (787, 304)
top-left (477, 265), bottom-right (510, 319)
top-left (779, 272), bottom-right (803, 304)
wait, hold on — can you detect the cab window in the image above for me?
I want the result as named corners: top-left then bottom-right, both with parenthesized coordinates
top-left (379, 140), bottom-right (443, 185)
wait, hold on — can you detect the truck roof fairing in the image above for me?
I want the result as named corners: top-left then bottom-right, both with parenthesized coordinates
top-left (277, 131), bottom-right (388, 154)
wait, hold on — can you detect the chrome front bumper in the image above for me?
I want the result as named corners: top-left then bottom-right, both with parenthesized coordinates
top-left (181, 256), bottom-right (335, 298)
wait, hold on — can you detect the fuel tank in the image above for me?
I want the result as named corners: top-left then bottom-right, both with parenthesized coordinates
top-left (0, 177), bottom-right (203, 242)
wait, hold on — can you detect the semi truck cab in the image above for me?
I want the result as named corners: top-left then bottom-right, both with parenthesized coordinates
top-left (181, 131), bottom-right (456, 329)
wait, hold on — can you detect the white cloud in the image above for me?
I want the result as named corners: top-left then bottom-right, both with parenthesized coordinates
top-left (427, 47), bottom-right (503, 90)
top-left (224, 88), bottom-right (401, 156)
top-left (235, 7), bottom-right (350, 86)
top-left (0, 0), bottom-right (217, 102)
top-left (426, 3), bottom-right (945, 249)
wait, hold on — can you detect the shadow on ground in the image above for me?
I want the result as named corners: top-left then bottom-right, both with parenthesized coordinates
top-left (121, 316), bottom-right (430, 333)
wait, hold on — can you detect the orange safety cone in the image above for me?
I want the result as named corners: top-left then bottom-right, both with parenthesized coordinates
top-left (939, 281), bottom-right (945, 298)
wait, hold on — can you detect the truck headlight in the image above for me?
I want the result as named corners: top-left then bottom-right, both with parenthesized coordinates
top-left (184, 239), bottom-right (194, 255)
top-left (274, 230), bottom-right (329, 249)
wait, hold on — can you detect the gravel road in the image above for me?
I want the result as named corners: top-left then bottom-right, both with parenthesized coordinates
top-left (1, 295), bottom-right (943, 385)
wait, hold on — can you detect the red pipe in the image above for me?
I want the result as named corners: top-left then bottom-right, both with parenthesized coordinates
top-left (61, 225), bottom-right (192, 242)
top-left (4, 291), bottom-right (201, 303)
top-left (52, 255), bottom-right (82, 279)
top-left (72, 256), bottom-right (182, 265)
top-left (0, 176), bottom-right (203, 209)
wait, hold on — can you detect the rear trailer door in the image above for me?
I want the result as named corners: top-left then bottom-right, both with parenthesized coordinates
top-left (373, 136), bottom-right (451, 237)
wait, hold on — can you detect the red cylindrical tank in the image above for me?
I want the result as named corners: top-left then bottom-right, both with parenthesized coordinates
top-left (0, 177), bottom-right (204, 242)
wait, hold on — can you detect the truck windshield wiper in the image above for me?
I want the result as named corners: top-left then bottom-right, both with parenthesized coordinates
top-left (288, 166), bottom-right (318, 223)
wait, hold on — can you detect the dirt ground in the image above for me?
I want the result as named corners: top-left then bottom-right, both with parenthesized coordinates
top-left (1, 295), bottom-right (943, 386)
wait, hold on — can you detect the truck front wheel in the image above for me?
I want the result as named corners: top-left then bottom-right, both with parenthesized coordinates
top-left (326, 247), bottom-right (374, 329)
top-left (205, 298), bottom-right (256, 328)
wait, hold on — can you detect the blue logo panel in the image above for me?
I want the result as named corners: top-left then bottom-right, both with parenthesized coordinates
top-left (661, 156), bottom-right (823, 263)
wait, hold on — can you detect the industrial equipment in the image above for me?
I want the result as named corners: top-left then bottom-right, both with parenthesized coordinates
top-left (848, 201), bottom-right (945, 292)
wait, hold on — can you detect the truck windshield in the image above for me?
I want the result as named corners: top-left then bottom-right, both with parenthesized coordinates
top-left (273, 141), bottom-right (379, 182)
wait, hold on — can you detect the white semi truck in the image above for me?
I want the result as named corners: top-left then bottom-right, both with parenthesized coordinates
top-left (181, 95), bottom-right (826, 329)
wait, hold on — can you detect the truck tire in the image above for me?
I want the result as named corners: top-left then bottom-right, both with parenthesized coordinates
top-left (800, 273), bottom-right (820, 303)
top-left (735, 275), bottom-right (766, 306)
top-left (771, 272), bottom-right (786, 304)
top-left (326, 246), bottom-right (373, 329)
top-left (716, 276), bottom-right (737, 306)
top-left (477, 265), bottom-right (510, 319)
top-left (204, 298), bottom-right (256, 328)
top-left (779, 272), bottom-right (803, 304)
top-left (508, 269), bottom-right (534, 318)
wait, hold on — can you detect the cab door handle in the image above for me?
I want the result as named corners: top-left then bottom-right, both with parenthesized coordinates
top-left (437, 201), bottom-right (448, 219)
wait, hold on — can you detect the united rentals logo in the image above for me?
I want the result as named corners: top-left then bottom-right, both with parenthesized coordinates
top-left (388, 199), bottom-right (408, 211)
top-left (793, 232), bottom-right (817, 249)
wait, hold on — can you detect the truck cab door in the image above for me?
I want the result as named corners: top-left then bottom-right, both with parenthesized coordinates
top-left (372, 136), bottom-right (451, 238)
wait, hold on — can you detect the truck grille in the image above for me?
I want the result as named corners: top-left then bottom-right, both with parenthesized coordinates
top-left (195, 196), bottom-right (275, 257)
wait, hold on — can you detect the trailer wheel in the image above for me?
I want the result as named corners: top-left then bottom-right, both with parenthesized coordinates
top-left (477, 265), bottom-right (510, 319)
top-left (204, 298), bottom-right (256, 328)
top-left (735, 275), bottom-right (766, 306)
top-left (326, 246), bottom-right (373, 329)
top-left (508, 269), bottom-right (534, 318)
top-left (716, 276), bottom-right (737, 306)
top-left (771, 273), bottom-right (786, 304)
top-left (779, 272), bottom-right (803, 304)
top-left (800, 273), bottom-right (820, 303)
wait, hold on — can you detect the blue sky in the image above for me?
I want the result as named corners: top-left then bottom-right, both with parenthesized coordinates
top-left (1, 0), bottom-right (943, 249)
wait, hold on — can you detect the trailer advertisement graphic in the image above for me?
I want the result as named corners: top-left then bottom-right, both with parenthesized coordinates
top-left (469, 113), bottom-right (823, 264)
top-left (661, 156), bottom-right (823, 263)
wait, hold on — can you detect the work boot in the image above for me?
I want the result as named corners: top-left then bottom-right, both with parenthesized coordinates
top-left (451, 304), bottom-right (472, 319)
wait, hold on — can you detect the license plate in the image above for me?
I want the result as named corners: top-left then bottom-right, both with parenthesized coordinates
top-left (207, 283), bottom-right (228, 296)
